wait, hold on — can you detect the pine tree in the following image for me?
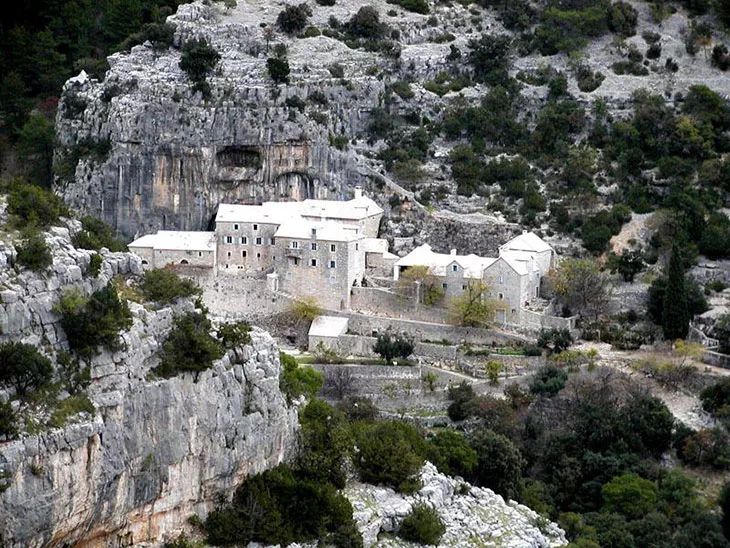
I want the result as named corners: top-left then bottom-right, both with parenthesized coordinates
top-left (662, 244), bottom-right (690, 340)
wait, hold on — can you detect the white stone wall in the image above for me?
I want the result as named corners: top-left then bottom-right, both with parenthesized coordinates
top-left (216, 220), bottom-right (278, 273)
top-left (483, 260), bottom-right (525, 326)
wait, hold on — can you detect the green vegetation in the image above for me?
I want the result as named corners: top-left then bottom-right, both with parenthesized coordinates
top-left (15, 232), bottom-right (53, 272)
top-left (373, 332), bottom-right (414, 364)
top-left (399, 503), bottom-right (445, 545)
top-left (56, 284), bottom-right (133, 360)
top-left (529, 365), bottom-right (568, 396)
top-left (276, 3), bottom-right (312, 34)
top-left (139, 269), bottom-right (200, 304)
top-left (279, 352), bottom-right (324, 403)
top-left (154, 311), bottom-right (224, 381)
top-left (663, 245), bottom-right (690, 340)
top-left (267, 56), bottom-right (290, 84)
top-left (88, 253), bottom-right (103, 277)
top-left (426, 430), bottom-right (478, 478)
top-left (72, 216), bottom-right (127, 252)
top-left (48, 394), bottom-right (95, 428)
top-left (0, 342), bottom-right (53, 397)
top-left (447, 281), bottom-right (494, 327)
top-left (537, 328), bottom-right (573, 354)
top-left (5, 178), bottom-right (68, 229)
top-left (179, 38), bottom-right (220, 99)
top-left (217, 321), bottom-right (252, 349)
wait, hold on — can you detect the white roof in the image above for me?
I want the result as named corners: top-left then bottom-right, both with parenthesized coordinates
top-left (487, 254), bottom-right (529, 276)
top-left (309, 315), bottom-right (350, 338)
top-left (500, 232), bottom-right (552, 253)
top-left (500, 250), bottom-right (540, 274)
top-left (274, 219), bottom-right (362, 242)
top-left (214, 195), bottom-right (383, 225)
top-left (395, 244), bottom-right (496, 279)
top-left (128, 231), bottom-right (216, 252)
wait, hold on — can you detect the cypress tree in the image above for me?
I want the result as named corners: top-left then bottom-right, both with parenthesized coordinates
top-left (662, 244), bottom-right (690, 340)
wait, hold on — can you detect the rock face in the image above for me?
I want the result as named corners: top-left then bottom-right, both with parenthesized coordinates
top-left (0, 224), bottom-right (298, 547)
top-left (347, 462), bottom-right (567, 548)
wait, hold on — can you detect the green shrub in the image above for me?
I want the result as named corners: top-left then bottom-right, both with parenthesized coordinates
top-left (395, 0), bottom-right (430, 14)
top-left (607, 1), bottom-right (638, 36)
top-left (447, 381), bottom-right (476, 421)
top-left (399, 503), bottom-right (445, 545)
top-left (427, 430), bottom-right (478, 478)
top-left (139, 269), bottom-right (200, 304)
top-left (602, 473), bottom-right (658, 519)
top-left (72, 216), bottom-right (127, 252)
top-left (467, 427), bottom-right (524, 500)
top-left (373, 332), bottom-right (414, 364)
top-left (88, 253), bottom-right (103, 278)
top-left (529, 365), bottom-right (569, 396)
top-left (267, 56), bottom-right (290, 84)
top-left (155, 312), bottom-right (224, 381)
top-left (5, 178), bottom-right (67, 228)
top-left (0, 399), bottom-right (18, 440)
top-left (276, 3), bottom-right (312, 34)
top-left (48, 395), bottom-right (95, 428)
top-left (217, 321), bottom-right (252, 349)
top-left (353, 420), bottom-right (425, 492)
top-left (279, 352), bottom-right (324, 403)
top-left (16, 233), bottom-right (53, 272)
top-left (347, 6), bottom-right (387, 39)
top-left (56, 285), bottom-right (133, 360)
top-left (0, 342), bottom-right (53, 397)
top-left (179, 38), bottom-right (220, 98)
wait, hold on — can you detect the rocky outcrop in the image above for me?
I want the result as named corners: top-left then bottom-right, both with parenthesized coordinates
top-left (0, 224), bottom-right (298, 547)
top-left (347, 462), bottom-right (567, 547)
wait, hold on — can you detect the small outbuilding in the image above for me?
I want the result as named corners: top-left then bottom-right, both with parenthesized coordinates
top-left (308, 315), bottom-right (350, 351)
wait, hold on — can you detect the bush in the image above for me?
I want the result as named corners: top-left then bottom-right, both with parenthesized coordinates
top-left (701, 378), bottom-right (730, 415)
top-left (0, 342), bottom-right (53, 397)
top-left (399, 503), bottom-right (445, 546)
top-left (537, 328), bottom-right (573, 354)
top-left (267, 56), bottom-right (290, 84)
top-left (447, 381), bottom-right (476, 421)
top-left (337, 396), bottom-right (379, 422)
top-left (140, 269), bottom-right (200, 304)
top-left (426, 430), bottom-right (478, 478)
top-left (373, 332), bottom-right (414, 364)
top-left (49, 394), bottom-right (95, 428)
top-left (468, 427), bottom-right (524, 500)
top-left (279, 352), bottom-right (324, 403)
top-left (607, 1), bottom-right (638, 36)
top-left (395, 0), bottom-right (430, 14)
top-left (353, 420), bottom-right (425, 493)
top-left (15, 233), bottom-right (52, 272)
top-left (277, 3), bottom-right (312, 34)
top-left (72, 216), bottom-right (127, 252)
top-left (0, 399), bottom-right (18, 440)
top-left (155, 312), bottom-right (224, 381)
top-left (347, 6), bottom-right (386, 39)
top-left (5, 179), bottom-right (67, 228)
top-left (88, 253), bottom-right (103, 277)
top-left (56, 285), bottom-right (133, 360)
top-left (179, 38), bottom-right (220, 98)
top-left (529, 365), bottom-right (569, 396)
top-left (602, 473), bottom-right (658, 519)
top-left (217, 321), bottom-right (252, 349)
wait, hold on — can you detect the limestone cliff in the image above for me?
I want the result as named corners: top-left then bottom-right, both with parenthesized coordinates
top-left (0, 224), bottom-right (298, 547)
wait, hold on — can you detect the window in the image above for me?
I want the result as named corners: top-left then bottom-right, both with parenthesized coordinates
top-left (253, 224), bottom-right (259, 231)
top-left (234, 224), bottom-right (239, 230)
top-left (355, 243), bottom-right (359, 251)
top-left (452, 264), bottom-right (458, 272)
top-left (499, 275), bottom-right (504, 284)
top-left (311, 242), bottom-right (317, 251)
top-left (225, 236), bottom-right (233, 244)
top-left (498, 292), bottom-right (504, 300)
top-left (270, 238), bottom-right (275, 246)
top-left (198, 252), bottom-right (202, 257)
top-left (257, 253), bottom-right (261, 259)
top-left (293, 258), bottom-right (299, 266)
top-left (291, 241), bottom-right (299, 249)
top-left (241, 236), bottom-right (247, 244)
top-left (242, 251), bottom-right (247, 258)
top-left (311, 259), bottom-right (317, 267)
top-left (329, 260), bottom-right (336, 268)
top-left (227, 251), bottom-right (231, 257)
top-left (255, 237), bottom-right (262, 245)
top-left (462, 284), bottom-right (467, 290)
top-left (442, 283), bottom-right (448, 289)
top-left (330, 244), bottom-right (336, 252)
top-left (311, 228), bottom-right (317, 237)
top-left (511, 308), bottom-right (516, 314)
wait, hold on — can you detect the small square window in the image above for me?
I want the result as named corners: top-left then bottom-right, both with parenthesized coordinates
top-left (270, 238), bottom-right (275, 245)
top-left (511, 308), bottom-right (516, 314)
top-left (233, 224), bottom-right (239, 230)
top-left (452, 264), bottom-right (458, 272)
top-left (462, 284), bottom-right (467, 290)
top-left (241, 236), bottom-right (247, 244)
top-left (198, 252), bottom-right (202, 257)
top-left (311, 258), bottom-right (317, 267)
top-left (291, 241), bottom-right (299, 249)
top-left (330, 244), bottom-right (336, 252)
top-left (293, 258), bottom-right (299, 266)
top-left (498, 292), bottom-right (504, 300)
top-left (329, 260), bottom-right (336, 268)
top-left (225, 236), bottom-right (233, 244)
top-left (442, 283), bottom-right (448, 289)
top-left (311, 242), bottom-right (317, 251)
top-left (256, 237), bottom-right (262, 245)
top-left (253, 224), bottom-right (259, 231)
top-left (242, 250), bottom-right (247, 258)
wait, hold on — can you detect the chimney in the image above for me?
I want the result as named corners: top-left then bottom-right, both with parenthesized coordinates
top-left (450, 249), bottom-right (457, 256)
top-left (354, 186), bottom-right (363, 199)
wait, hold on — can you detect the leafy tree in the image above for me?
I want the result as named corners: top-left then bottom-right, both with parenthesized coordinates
top-left (468, 427), bottom-right (524, 500)
top-left (467, 34), bottom-right (511, 85)
top-left (0, 342), bottom-right (53, 396)
top-left (607, 1), bottom-right (638, 36)
top-left (353, 420), bottom-right (425, 493)
top-left (447, 281), bottom-right (494, 327)
top-left (529, 365), bottom-right (569, 396)
top-left (279, 352), bottom-right (324, 403)
top-left (267, 56), bottom-right (290, 84)
top-left (140, 269), bottom-right (200, 304)
top-left (373, 332), bottom-right (414, 364)
top-left (537, 328), bottom-right (573, 354)
top-left (607, 250), bottom-right (644, 282)
top-left (288, 296), bottom-right (322, 324)
top-left (447, 381), bottom-right (476, 421)
top-left (347, 6), bottom-right (386, 39)
top-left (548, 258), bottom-right (610, 318)
top-left (720, 480), bottom-right (730, 540)
top-left (56, 285), bottom-right (133, 360)
top-left (602, 473), bottom-right (658, 519)
top-left (399, 503), bottom-right (445, 546)
top-left (217, 321), bottom-right (252, 349)
top-left (155, 311), bottom-right (224, 381)
top-left (276, 3), bottom-right (312, 34)
top-left (426, 430), bottom-right (478, 478)
top-left (179, 38), bottom-right (220, 98)
top-left (6, 178), bottom-right (67, 228)
top-left (701, 378), bottom-right (730, 415)
top-left (663, 244), bottom-right (690, 340)
top-left (337, 396), bottom-right (379, 422)
top-left (647, 275), bottom-right (707, 326)
top-left (0, 72), bottom-right (33, 136)
top-left (15, 232), bottom-right (53, 272)
top-left (296, 399), bottom-right (351, 488)
top-left (619, 395), bottom-right (674, 457)
top-left (398, 265), bottom-right (444, 306)
top-left (17, 114), bottom-right (54, 188)
top-left (700, 213), bottom-right (730, 260)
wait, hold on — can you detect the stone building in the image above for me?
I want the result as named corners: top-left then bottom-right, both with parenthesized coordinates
top-left (127, 231), bottom-right (217, 270)
top-left (393, 232), bottom-right (554, 327)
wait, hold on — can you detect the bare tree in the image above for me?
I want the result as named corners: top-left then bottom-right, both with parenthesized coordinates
top-left (323, 366), bottom-right (356, 399)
